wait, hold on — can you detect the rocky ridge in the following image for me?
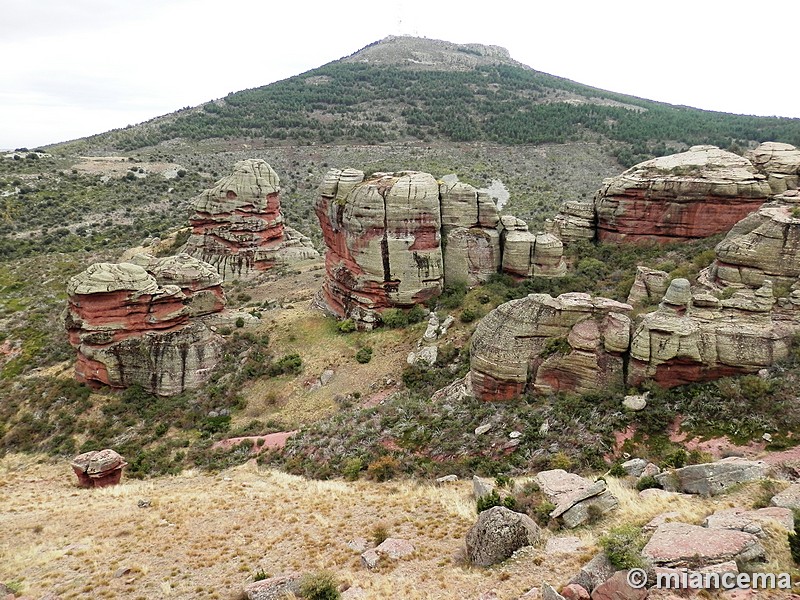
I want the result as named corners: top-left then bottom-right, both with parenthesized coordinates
top-left (64, 254), bottom-right (225, 396)
top-left (184, 159), bottom-right (318, 280)
top-left (316, 168), bottom-right (564, 327)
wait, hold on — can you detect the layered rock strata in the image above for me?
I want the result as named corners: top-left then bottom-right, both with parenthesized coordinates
top-left (708, 190), bottom-right (800, 289)
top-left (550, 145), bottom-right (784, 243)
top-left (469, 292), bottom-right (632, 400)
top-left (185, 159), bottom-right (318, 280)
top-left (316, 169), bottom-right (565, 327)
top-left (468, 276), bottom-right (800, 400)
top-left (70, 449), bottom-right (127, 488)
top-left (65, 255), bottom-right (225, 396)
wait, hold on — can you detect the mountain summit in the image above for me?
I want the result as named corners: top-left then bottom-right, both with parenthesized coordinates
top-left (341, 35), bottom-right (519, 70)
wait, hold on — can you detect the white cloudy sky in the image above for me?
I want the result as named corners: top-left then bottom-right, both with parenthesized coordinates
top-left (2, 0), bottom-right (798, 149)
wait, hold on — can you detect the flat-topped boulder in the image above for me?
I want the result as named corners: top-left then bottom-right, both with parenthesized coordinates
top-left (64, 256), bottom-right (225, 396)
top-left (655, 457), bottom-right (767, 496)
top-left (643, 522), bottom-right (764, 567)
top-left (594, 146), bottom-right (771, 243)
top-left (184, 159), bottom-right (318, 280)
top-left (469, 292), bottom-right (631, 400)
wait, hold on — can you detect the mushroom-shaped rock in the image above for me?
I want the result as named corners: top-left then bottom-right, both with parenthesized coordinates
top-left (71, 449), bottom-right (127, 488)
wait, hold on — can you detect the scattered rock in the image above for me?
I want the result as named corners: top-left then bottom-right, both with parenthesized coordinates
top-left (473, 475), bottom-right (495, 499)
top-left (559, 583), bottom-right (589, 600)
top-left (642, 522), bottom-right (764, 568)
top-left (568, 553), bottom-right (615, 593)
top-left (541, 583), bottom-right (566, 600)
top-left (320, 369), bottom-right (335, 386)
top-left (341, 586), bottom-right (368, 599)
top-left (770, 483), bottom-right (800, 510)
top-left (435, 474), bottom-right (458, 485)
top-left (509, 431), bottom-right (522, 439)
top-left (465, 506), bottom-right (542, 566)
top-left (703, 506), bottom-right (794, 536)
top-left (474, 424), bottom-right (492, 436)
top-left (590, 571), bottom-right (647, 600)
top-left (346, 538), bottom-right (369, 553)
top-left (361, 537), bottom-right (415, 570)
top-left (535, 470), bottom-right (618, 528)
top-left (622, 393), bottom-right (647, 411)
top-left (136, 498), bottom-right (150, 508)
top-left (642, 511), bottom-right (682, 533)
top-left (620, 458), bottom-right (647, 477)
top-left (655, 457), bottom-right (766, 496)
top-left (244, 574), bottom-right (302, 600)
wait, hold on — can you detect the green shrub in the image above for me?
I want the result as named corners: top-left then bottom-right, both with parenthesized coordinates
top-left (355, 347), bottom-right (373, 364)
top-left (371, 523), bottom-right (389, 545)
top-left (235, 317), bottom-right (245, 328)
top-left (608, 463), bottom-right (627, 478)
top-left (635, 475), bottom-right (662, 492)
top-left (460, 307), bottom-right (479, 323)
top-left (476, 489), bottom-right (502, 513)
top-left (253, 569), bottom-right (269, 582)
top-left (381, 308), bottom-right (408, 328)
top-left (268, 353), bottom-right (303, 376)
top-left (407, 304), bottom-right (427, 324)
top-left (299, 570), bottom-right (341, 600)
top-left (600, 525), bottom-right (647, 570)
top-left (548, 451), bottom-right (573, 471)
top-left (337, 319), bottom-right (356, 333)
top-left (540, 337), bottom-right (571, 359)
top-left (439, 282), bottom-right (466, 309)
top-left (663, 448), bottom-right (688, 468)
top-left (341, 457), bottom-right (364, 481)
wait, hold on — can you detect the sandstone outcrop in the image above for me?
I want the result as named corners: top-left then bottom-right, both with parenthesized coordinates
top-left (551, 146), bottom-right (776, 244)
top-left (469, 292), bottom-right (632, 400)
top-left (185, 159), bottom-right (318, 280)
top-left (534, 469), bottom-right (619, 528)
top-left (65, 255), bottom-right (225, 396)
top-left (316, 169), bottom-right (564, 327)
top-left (628, 278), bottom-right (794, 387)
top-left (626, 266), bottom-right (669, 306)
top-left (654, 457), bottom-right (767, 496)
top-left (70, 449), bottom-right (127, 488)
top-left (642, 521), bottom-right (765, 567)
top-left (746, 141), bottom-right (800, 194)
top-left (708, 190), bottom-right (800, 289)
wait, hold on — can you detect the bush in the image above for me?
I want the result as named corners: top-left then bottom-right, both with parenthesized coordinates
top-left (608, 463), bottom-right (627, 478)
top-left (235, 317), bottom-right (245, 328)
top-left (540, 337), bottom-right (571, 358)
top-left (476, 489), bottom-right (502, 513)
top-left (407, 304), bottom-right (427, 324)
top-left (439, 282), bottom-right (467, 309)
top-left (355, 347), bottom-right (373, 364)
top-left (381, 308), bottom-right (408, 328)
top-left (299, 570), bottom-right (341, 600)
top-left (268, 353), bottom-right (303, 376)
top-left (337, 319), bottom-right (356, 333)
top-left (599, 525), bottom-right (647, 570)
top-left (372, 523), bottom-right (389, 545)
top-left (366, 456), bottom-right (400, 482)
top-left (341, 457), bottom-right (363, 481)
top-left (635, 475), bottom-right (662, 492)
top-left (460, 307), bottom-right (479, 323)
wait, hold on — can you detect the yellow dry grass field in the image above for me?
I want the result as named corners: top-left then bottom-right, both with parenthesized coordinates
top-left (3, 454), bottom-right (797, 600)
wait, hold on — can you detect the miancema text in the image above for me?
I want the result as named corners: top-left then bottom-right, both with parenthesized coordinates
top-left (656, 570), bottom-right (794, 590)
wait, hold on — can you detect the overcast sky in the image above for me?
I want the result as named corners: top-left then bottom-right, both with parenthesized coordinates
top-left (2, 0), bottom-right (799, 150)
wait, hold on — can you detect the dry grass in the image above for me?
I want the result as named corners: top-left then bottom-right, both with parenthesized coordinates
top-left (2, 458), bottom-right (798, 599)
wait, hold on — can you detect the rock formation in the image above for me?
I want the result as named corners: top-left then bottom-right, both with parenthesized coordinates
top-left (70, 449), bottom-right (127, 488)
top-left (64, 254), bottom-right (225, 396)
top-left (550, 145), bottom-right (783, 244)
top-left (316, 168), bottom-right (564, 327)
top-left (707, 189), bottom-right (800, 289)
top-left (746, 141), bottom-right (800, 194)
top-left (466, 275), bottom-right (800, 400)
top-left (534, 469), bottom-right (619, 528)
top-left (185, 159), bottom-right (318, 280)
top-left (626, 266), bottom-right (669, 306)
top-left (628, 278), bottom-right (795, 387)
top-left (464, 506), bottom-right (542, 566)
top-left (469, 292), bottom-right (632, 400)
